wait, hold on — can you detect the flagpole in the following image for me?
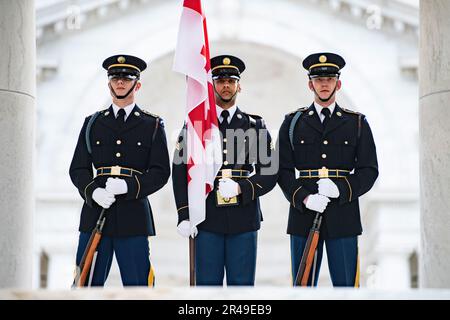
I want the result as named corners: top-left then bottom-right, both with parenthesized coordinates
top-left (173, 0), bottom-right (220, 288)
top-left (189, 236), bottom-right (196, 286)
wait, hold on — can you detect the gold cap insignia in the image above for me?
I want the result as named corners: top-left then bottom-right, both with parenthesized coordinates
top-left (223, 57), bottom-right (231, 65)
top-left (319, 55), bottom-right (327, 63)
top-left (117, 56), bottom-right (126, 63)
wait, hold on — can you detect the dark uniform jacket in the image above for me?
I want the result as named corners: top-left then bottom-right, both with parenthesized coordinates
top-left (172, 107), bottom-right (277, 234)
top-left (69, 105), bottom-right (170, 237)
top-left (278, 103), bottom-right (378, 239)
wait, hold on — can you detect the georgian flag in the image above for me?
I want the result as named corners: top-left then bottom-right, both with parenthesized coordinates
top-left (173, 0), bottom-right (222, 235)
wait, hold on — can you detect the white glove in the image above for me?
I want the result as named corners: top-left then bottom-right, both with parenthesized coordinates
top-left (105, 177), bottom-right (128, 195)
top-left (317, 178), bottom-right (340, 198)
top-left (177, 220), bottom-right (198, 238)
top-left (304, 194), bottom-right (330, 213)
top-left (218, 178), bottom-right (240, 198)
top-left (92, 187), bottom-right (116, 209)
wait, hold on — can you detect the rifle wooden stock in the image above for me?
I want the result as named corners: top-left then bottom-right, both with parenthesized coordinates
top-left (294, 212), bottom-right (322, 287)
top-left (78, 232), bottom-right (102, 286)
top-left (73, 209), bottom-right (106, 288)
top-left (300, 231), bottom-right (320, 286)
top-left (294, 230), bottom-right (314, 286)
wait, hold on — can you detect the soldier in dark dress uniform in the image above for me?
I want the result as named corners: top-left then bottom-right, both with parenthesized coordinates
top-left (277, 52), bottom-right (378, 287)
top-left (69, 54), bottom-right (170, 286)
top-left (172, 55), bottom-right (277, 286)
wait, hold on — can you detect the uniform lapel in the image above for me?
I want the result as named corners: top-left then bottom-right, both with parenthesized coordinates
top-left (120, 105), bottom-right (144, 134)
top-left (323, 103), bottom-right (349, 136)
top-left (229, 107), bottom-right (246, 130)
top-left (96, 105), bottom-right (118, 131)
top-left (303, 103), bottom-right (324, 134)
top-left (226, 107), bottom-right (247, 165)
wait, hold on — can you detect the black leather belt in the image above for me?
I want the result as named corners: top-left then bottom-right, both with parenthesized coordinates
top-left (96, 166), bottom-right (142, 178)
top-left (299, 168), bottom-right (350, 179)
top-left (216, 169), bottom-right (250, 179)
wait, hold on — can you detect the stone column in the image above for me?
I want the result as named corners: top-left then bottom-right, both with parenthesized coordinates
top-left (419, 0), bottom-right (450, 288)
top-left (0, 1), bottom-right (35, 288)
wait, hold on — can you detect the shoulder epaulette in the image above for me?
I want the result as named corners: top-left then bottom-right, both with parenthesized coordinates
top-left (243, 112), bottom-right (262, 120)
top-left (341, 107), bottom-right (362, 116)
top-left (242, 112), bottom-right (265, 128)
top-left (141, 109), bottom-right (159, 118)
top-left (90, 108), bottom-right (109, 118)
top-left (288, 106), bottom-right (308, 116)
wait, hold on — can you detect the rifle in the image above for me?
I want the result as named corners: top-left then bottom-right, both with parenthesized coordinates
top-left (294, 212), bottom-right (322, 286)
top-left (72, 208), bottom-right (107, 288)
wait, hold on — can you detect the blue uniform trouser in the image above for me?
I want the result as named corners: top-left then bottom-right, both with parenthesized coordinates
top-left (75, 232), bottom-right (151, 286)
top-left (195, 230), bottom-right (257, 286)
top-left (290, 235), bottom-right (358, 287)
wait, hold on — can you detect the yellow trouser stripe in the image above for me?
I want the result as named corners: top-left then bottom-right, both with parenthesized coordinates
top-left (148, 264), bottom-right (155, 287)
top-left (354, 247), bottom-right (360, 288)
top-left (147, 240), bottom-right (155, 287)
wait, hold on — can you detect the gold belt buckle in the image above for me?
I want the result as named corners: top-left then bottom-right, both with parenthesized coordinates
top-left (111, 165), bottom-right (121, 176)
top-left (318, 167), bottom-right (329, 178)
top-left (221, 169), bottom-right (232, 178)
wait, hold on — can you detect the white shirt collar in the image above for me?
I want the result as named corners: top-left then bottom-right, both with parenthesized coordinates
top-left (216, 104), bottom-right (237, 124)
top-left (314, 102), bottom-right (336, 121)
top-left (112, 103), bottom-right (135, 121)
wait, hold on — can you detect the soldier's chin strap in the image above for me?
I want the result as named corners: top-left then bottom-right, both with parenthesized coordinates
top-left (213, 81), bottom-right (239, 104)
top-left (310, 76), bottom-right (339, 103)
top-left (108, 80), bottom-right (138, 100)
top-left (315, 86), bottom-right (337, 103)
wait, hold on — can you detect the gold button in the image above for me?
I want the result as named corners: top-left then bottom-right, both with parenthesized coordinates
top-left (116, 152), bottom-right (121, 158)
top-left (323, 140), bottom-right (328, 145)
top-left (224, 161), bottom-right (229, 165)
top-left (301, 140), bottom-right (305, 144)
top-left (116, 140), bottom-right (122, 145)
top-left (223, 150), bottom-right (227, 154)
top-left (223, 138), bottom-right (227, 143)
top-left (96, 141), bottom-right (100, 145)
top-left (137, 142), bottom-right (142, 146)
top-left (322, 154), bottom-right (327, 159)
top-left (345, 141), bottom-right (348, 145)
top-left (134, 111), bottom-right (140, 116)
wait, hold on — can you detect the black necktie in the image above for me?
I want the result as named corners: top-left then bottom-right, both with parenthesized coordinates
top-left (321, 108), bottom-right (331, 129)
top-left (117, 109), bottom-right (126, 128)
top-left (220, 110), bottom-right (230, 132)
